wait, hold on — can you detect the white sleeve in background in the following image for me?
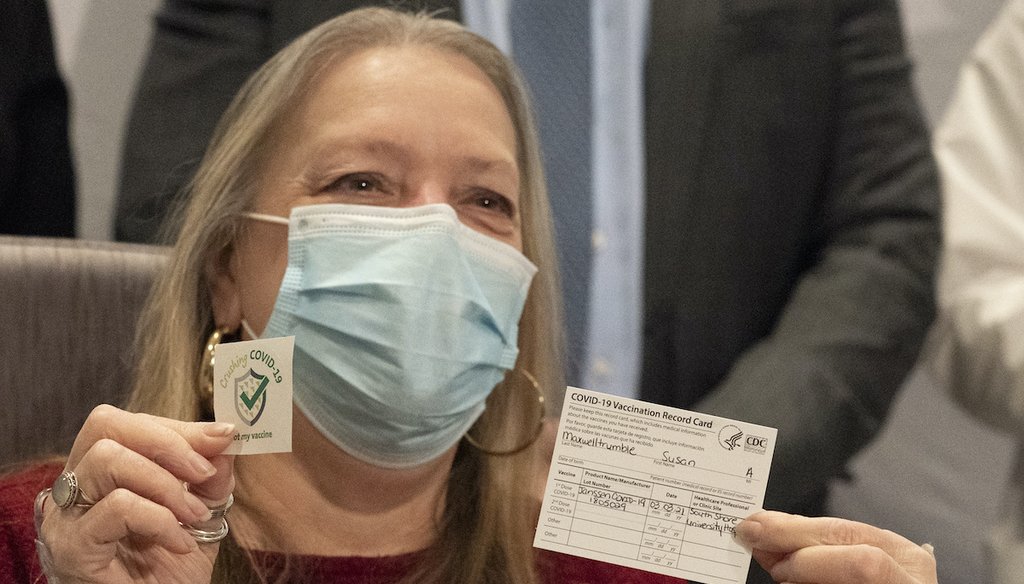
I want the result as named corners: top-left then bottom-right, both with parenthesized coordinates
top-left (935, 0), bottom-right (1024, 439)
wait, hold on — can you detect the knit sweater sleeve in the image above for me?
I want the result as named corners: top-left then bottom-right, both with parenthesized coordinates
top-left (0, 463), bottom-right (62, 584)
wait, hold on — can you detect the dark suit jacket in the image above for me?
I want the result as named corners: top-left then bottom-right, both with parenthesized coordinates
top-left (116, 5), bottom-right (939, 580)
top-left (0, 0), bottom-right (76, 236)
top-left (640, 0), bottom-right (939, 524)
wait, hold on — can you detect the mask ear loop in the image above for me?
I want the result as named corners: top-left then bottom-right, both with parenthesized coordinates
top-left (240, 318), bottom-right (261, 340)
top-left (464, 368), bottom-right (545, 456)
top-left (241, 211), bottom-right (290, 226)
top-left (198, 212), bottom-right (282, 417)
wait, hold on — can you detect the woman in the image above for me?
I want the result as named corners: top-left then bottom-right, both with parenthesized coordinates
top-left (1, 7), bottom-right (937, 584)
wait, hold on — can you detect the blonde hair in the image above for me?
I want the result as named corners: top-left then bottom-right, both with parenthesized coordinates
top-left (126, 7), bottom-right (564, 584)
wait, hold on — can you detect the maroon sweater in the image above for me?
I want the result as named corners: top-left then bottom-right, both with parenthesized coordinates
top-left (0, 464), bottom-right (684, 583)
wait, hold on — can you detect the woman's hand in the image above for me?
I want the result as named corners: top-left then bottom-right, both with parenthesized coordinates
top-left (36, 405), bottom-right (236, 583)
top-left (735, 511), bottom-right (937, 584)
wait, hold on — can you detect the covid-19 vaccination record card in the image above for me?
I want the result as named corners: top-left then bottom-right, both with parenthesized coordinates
top-left (534, 387), bottom-right (777, 584)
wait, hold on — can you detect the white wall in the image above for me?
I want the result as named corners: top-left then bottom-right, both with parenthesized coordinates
top-left (48, 0), bottom-right (160, 241)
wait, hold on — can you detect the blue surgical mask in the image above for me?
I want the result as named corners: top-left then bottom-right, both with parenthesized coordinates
top-left (243, 203), bottom-right (537, 468)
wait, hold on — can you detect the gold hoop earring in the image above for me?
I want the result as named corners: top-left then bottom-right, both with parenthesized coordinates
top-left (464, 368), bottom-right (545, 456)
top-left (197, 327), bottom-right (233, 407)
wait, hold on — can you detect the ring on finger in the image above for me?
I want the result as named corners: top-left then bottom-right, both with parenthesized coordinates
top-left (181, 517), bottom-right (230, 544)
top-left (207, 494), bottom-right (233, 520)
top-left (180, 494), bottom-right (234, 544)
top-left (34, 488), bottom-right (52, 533)
top-left (33, 489), bottom-right (60, 583)
top-left (51, 470), bottom-right (97, 510)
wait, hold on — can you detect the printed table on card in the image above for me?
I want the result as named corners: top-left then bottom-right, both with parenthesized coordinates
top-left (534, 388), bottom-right (777, 584)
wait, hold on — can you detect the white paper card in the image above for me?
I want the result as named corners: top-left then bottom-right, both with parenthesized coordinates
top-left (213, 336), bottom-right (294, 455)
top-left (534, 387), bottom-right (777, 584)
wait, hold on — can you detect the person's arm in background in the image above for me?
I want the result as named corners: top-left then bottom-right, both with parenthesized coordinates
top-left (935, 0), bottom-right (1024, 440)
top-left (115, 0), bottom-right (272, 243)
top-left (933, 4), bottom-right (1024, 580)
top-left (696, 0), bottom-right (940, 514)
top-left (0, 0), bottom-right (76, 237)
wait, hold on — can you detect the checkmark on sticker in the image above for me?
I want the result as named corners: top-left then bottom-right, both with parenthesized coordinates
top-left (234, 369), bottom-right (269, 426)
top-left (240, 376), bottom-right (269, 410)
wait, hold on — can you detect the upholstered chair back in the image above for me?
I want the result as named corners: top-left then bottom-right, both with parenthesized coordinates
top-left (0, 236), bottom-right (167, 468)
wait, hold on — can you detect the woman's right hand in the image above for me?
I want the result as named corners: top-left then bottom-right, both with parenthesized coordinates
top-left (35, 405), bottom-right (236, 583)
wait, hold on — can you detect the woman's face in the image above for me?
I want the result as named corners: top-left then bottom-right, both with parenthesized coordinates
top-left (210, 45), bottom-right (521, 334)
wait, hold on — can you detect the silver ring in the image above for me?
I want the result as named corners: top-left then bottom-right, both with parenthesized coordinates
top-left (51, 471), bottom-right (96, 510)
top-left (208, 494), bottom-right (233, 520)
top-left (180, 517), bottom-right (230, 544)
top-left (34, 488), bottom-right (51, 533)
top-left (34, 489), bottom-right (60, 583)
top-left (179, 494), bottom-right (233, 543)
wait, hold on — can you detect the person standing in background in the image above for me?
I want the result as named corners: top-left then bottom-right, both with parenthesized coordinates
top-left (933, 1), bottom-right (1024, 582)
top-left (115, 4), bottom-right (939, 582)
top-left (0, 0), bottom-right (76, 237)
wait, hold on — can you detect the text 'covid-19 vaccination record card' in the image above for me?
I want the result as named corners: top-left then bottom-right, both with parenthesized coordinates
top-left (534, 387), bottom-right (777, 584)
top-left (213, 336), bottom-right (294, 455)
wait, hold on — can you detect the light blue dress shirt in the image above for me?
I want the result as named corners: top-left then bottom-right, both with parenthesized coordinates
top-left (464, 0), bottom-right (649, 398)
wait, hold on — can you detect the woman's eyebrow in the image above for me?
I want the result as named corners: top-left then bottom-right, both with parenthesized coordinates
top-left (460, 155), bottom-right (516, 177)
top-left (307, 137), bottom-right (516, 179)
top-left (308, 137), bottom-right (411, 161)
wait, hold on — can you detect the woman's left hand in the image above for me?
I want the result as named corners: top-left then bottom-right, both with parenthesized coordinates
top-left (735, 511), bottom-right (937, 584)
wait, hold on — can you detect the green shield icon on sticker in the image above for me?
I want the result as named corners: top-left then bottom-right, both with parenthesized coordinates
top-left (235, 368), bottom-right (269, 426)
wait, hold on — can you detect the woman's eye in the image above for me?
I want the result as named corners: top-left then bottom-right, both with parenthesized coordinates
top-left (473, 192), bottom-right (516, 218)
top-left (324, 173), bottom-right (387, 195)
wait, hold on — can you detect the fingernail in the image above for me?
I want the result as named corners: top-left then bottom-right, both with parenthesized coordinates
top-left (188, 451), bottom-right (216, 477)
top-left (202, 422), bottom-right (235, 437)
top-left (734, 518), bottom-right (762, 549)
top-left (186, 493), bottom-right (213, 522)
